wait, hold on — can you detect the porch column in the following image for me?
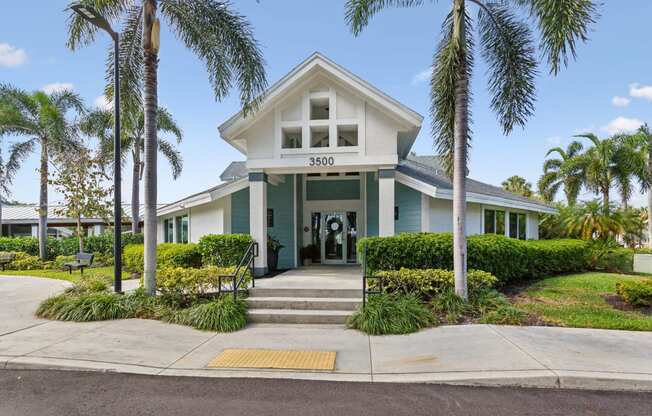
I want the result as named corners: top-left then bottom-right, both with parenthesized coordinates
top-left (249, 172), bottom-right (268, 276)
top-left (378, 169), bottom-right (395, 237)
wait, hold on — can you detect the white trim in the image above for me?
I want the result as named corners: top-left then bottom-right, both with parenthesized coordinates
top-left (157, 178), bottom-right (249, 217)
top-left (293, 173), bottom-right (298, 268)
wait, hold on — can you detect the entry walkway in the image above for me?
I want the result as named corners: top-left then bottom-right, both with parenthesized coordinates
top-left (256, 266), bottom-right (362, 290)
top-left (2, 276), bottom-right (652, 391)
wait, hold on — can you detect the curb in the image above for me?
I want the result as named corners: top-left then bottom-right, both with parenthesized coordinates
top-left (4, 356), bottom-right (652, 392)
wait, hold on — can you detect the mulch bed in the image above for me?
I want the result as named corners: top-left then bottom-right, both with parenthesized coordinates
top-left (603, 294), bottom-right (652, 316)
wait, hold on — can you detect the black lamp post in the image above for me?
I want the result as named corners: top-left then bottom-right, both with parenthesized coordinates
top-left (71, 3), bottom-right (122, 293)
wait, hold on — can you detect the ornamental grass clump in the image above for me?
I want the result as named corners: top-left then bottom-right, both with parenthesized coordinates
top-left (36, 292), bottom-right (129, 321)
top-left (347, 293), bottom-right (435, 335)
top-left (167, 296), bottom-right (248, 332)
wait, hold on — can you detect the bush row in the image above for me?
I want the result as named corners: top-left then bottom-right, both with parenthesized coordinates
top-left (0, 234), bottom-right (144, 260)
top-left (358, 233), bottom-right (591, 285)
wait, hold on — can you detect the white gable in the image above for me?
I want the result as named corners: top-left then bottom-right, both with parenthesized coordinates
top-left (218, 53), bottom-right (422, 173)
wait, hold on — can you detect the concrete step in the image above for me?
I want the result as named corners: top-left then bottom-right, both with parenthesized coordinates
top-left (247, 296), bottom-right (361, 311)
top-left (248, 287), bottom-right (361, 299)
top-left (248, 309), bottom-right (353, 325)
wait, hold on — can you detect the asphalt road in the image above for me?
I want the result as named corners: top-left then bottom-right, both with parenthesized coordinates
top-left (1, 369), bottom-right (651, 416)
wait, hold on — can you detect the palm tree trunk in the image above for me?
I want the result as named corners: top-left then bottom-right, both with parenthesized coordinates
top-left (77, 217), bottom-right (84, 253)
top-left (131, 146), bottom-right (141, 234)
top-left (142, 0), bottom-right (159, 295)
top-left (452, 0), bottom-right (468, 300)
top-left (603, 187), bottom-right (610, 215)
top-left (38, 139), bottom-right (48, 260)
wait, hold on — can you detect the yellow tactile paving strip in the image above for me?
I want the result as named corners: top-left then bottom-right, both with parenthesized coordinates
top-left (207, 349), bottom-right (336, 371)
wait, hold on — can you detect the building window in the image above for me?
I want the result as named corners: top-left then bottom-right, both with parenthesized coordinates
top-left (337, 124), bottom-right (358, 147)
top-left (484, 209), bottom-right (505, 235)
top-left (394, 206), bottom-right (399, 221)
top-left (310, 97), bottom-right (329, 120)
top-left (509, 212), bottom-right (527, 240)
top-left (281, 127), bottom-right (302, 149)
top-left (267, 208), bottom-right (274, 228)
top-left (175, 215), bottom-right (188, 244)
top-left (164, 219), bottom-right (173, 243)
top-left (310, 125), bottom-right (329, 148)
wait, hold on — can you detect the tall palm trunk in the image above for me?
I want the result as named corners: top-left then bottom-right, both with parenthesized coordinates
top-left (38, 139), bottom-right (48, 260)
top-left (143, 0), bottom-right (159, 295)
top-left (77, 217), bottom-right (84, 253)
top-left (452, 0), bottom-right (468, 300)
top-left (131, 145), bottom-right (141, 234)
top-left (602, 187), bottom-right (610, 215)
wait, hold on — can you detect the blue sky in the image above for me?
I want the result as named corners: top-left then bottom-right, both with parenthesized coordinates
top-left (1, 1), bottom-right (652, 207)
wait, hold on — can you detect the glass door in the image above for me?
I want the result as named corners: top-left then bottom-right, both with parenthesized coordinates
top-left (322, 212), bottom-right (345, 263)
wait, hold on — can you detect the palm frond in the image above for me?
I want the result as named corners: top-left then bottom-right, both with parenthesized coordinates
top-left (430, 10), bottom-right (474, 175)
top-left (66, 0), bottom-right (133, 50)
top-left (6, 139), bottom-right (37, 180)
top-left (160, 0), bottom-right (267, 115)
top-left (106, 4), bottom-right (143, 116)
top-left (156, 107), bottom-right (183, 144)
top-left (157, 138), bottom-right (183, 179)
top-left (344, 0), bottom-right (426, 36)
top-left (477, 2), bottom-right (537, 134)
top-left (513, 0), bottom-right (599, 75)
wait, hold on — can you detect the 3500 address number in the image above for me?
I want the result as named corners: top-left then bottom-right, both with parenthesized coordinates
top-left (308, 156), bottom-right (335, 167)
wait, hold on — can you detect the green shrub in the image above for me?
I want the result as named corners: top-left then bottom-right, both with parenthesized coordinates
top-left (7, 252), bottom-right (44, 270)
top-left (374, 268), bottom-right (497, 299)
top-left (592, 248), bottom-right (634, 273)
top-left (123, 243), bottom-right (202, 273)
top-left (36, 292), bottom-right (129, 321)
top-left (53, 255), bottom-right (75, 270)
top-left (59, 233), bottom-right (144, 257)
top-left (358, 233), bottom-right (589, 284)
top-left (616, 279), bottom-right (652, 307)
top-left (430, 288), bottom-right (471, 324)
top-left (65, 274), bottom-right (110, 295)
top-left (197, 234), bottom-right (253, 267)
top-left (0, 237), bottom-right (62, 259)
top-left (166, 296), bottom-right (248, 332)
top-left (347, 293), bottom-right (435, 335)
top-left (156, 266), bottom-right (244, 303)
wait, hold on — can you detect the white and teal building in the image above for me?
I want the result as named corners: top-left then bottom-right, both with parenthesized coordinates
top-left (157, 53), bottom-right (555, 275)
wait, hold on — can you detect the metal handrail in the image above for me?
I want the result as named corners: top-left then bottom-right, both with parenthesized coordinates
top-left (218, 242), bottom-right (258, 299)
top-left (361, 245), bottom-right (384, 307)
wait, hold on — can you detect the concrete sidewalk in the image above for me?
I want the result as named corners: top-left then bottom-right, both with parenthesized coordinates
top-left (2, 276), bottom-right (652, 391)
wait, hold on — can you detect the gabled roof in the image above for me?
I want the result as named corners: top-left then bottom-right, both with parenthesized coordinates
top-left (218, 52), bottom-right (423, 154)
top-left (219, 161), bottom-right (248, 182)
top-left (2, 204), bottom-right (147, 224)
top-left (397, 155), bottom-right (556, 214)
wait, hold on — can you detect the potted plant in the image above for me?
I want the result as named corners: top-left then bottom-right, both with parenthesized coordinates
top-left (300, 244), bottom-right (314, 266)
top-left (267, 234), bottom-right (284, 272)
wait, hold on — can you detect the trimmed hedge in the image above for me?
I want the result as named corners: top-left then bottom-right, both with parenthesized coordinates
top-left (0, 234), bottom-right (144, 260)
top-left (123, 243), bottom-right (202, 273)
top-left (358, 233), bottom-right (590, 285)
top-left (374, 268), bottom-right (497, 299)
top-left (616, 279), bottom-right (652, 307)
top-left (198, 234), bottom-right (253, 267)
top-left (157, 266), bottom-right (246, 302)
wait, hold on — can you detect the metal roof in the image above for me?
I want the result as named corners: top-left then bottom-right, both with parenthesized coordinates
top-left (1, 204), bottom-right (150, 224)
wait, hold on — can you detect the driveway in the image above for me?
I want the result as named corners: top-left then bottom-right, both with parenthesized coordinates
top-left (2, 275), bottom-right (652, 391)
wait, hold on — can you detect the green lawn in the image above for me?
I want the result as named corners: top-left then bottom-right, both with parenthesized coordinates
top-left (511, 272), bottom-right (652, 331)
top-left (0, 266), bottom-right (132, 283)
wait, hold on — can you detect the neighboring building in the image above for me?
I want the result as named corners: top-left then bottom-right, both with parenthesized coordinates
top-left (157, 53), bottom-right (556, 275)
top-left (1, 204), bottom-right (145, 238)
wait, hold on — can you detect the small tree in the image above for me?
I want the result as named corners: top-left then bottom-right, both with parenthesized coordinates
top-left (502, 175), bottom-right (533, 198)
top-left (50, 149), bottom-right (112, 253)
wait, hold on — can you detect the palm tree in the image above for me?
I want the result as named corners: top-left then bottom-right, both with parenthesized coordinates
top-left (82, 107), bottom-right (183, 233)
top-left (563, 200), bottom-right (624, 241)
top-left (570, 133), bottom-right (648, 214)
top-left (538, 141), bottom-right (584, 205)
top-left (0, 85), bottom-right (84, 259)
top-left (67, 0), bottom-right (267, 294)
top-left (627, 125), bottom-right (652, 248)
top-left (501, 175), bottom-right (532, 197)
top-left (345, 0), bottom-right (598, 299)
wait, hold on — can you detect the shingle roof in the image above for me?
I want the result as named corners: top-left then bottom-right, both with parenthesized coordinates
top-left (399, 154), bottom-right (554, 211)
top-left (2, 204), bottom-right (148, 223)
top-left (219, 161), bottom-right (248, 182)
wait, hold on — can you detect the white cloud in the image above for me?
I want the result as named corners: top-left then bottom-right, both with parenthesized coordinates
top-left (602, 116), bottom-right (643, 135)
top-left (411, 67), bottom-right (432, 85)
top-left (629, 83), bottom-right (652, 101)
top-left (94, 95), bottom-right (113, 110)
top-left (611, 96), bottom-right (630, 107)
top-left (0, 42), bottom-right (27, 67)
top-left (42, 82), bottom-right (74, 94)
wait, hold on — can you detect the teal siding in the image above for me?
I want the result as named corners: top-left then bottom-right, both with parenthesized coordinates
top-left (395, 182), bottom-right (421, 233)
top-left (267, 174), bottom-right (295, 269)
top-left (306, 179), bottom-right (360, 200)
top-left (231, 187), bottom-right (249, 234)
top-left (366, 172), bottom-right (378, 237)
top-left (295, 175), bottom-right (303, 258)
